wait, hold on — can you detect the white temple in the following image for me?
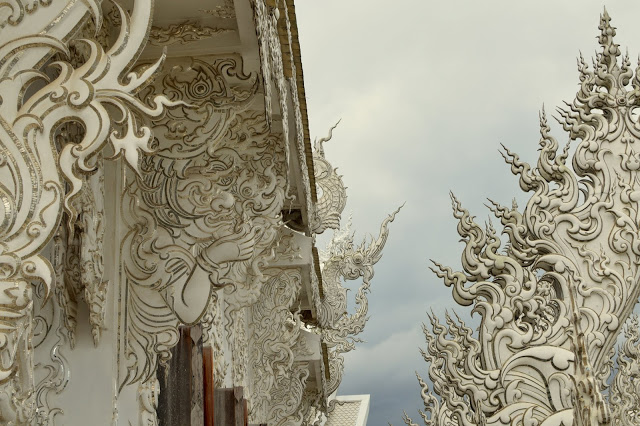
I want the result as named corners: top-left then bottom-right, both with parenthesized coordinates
top-left (0, 0), bottom-right (398, 424)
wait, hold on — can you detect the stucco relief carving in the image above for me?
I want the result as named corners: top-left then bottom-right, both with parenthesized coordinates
top-left (311, 121), bottom-right (347, 235)
top-left (0, 0), bottom-right (174, 420)
top-left (250, 0), bottom-right (296, 191)
top-left (404, 10), bottom-right (640, 426)
top-left (53, 153), bottom-right (107, 348)
top-left (248, 268), bottom-right (305, 424)
top-left (120, 53), bottom-right (290, 384)
top-left (138, 377), bottom-right (160, 426)
top-left (200, 292), bottom-right (228, 388)
top-left (319, 207), bottom-right (401, 400)
top-left (609, 315), bottom-right (640, 424)
top-left (200, 0), bottom-right (235, 20)
top-left (149, 22), bottom-right (233, 47)
top-left (2, 0), bottom-right (397, 424)
top-left (32, 235), bottom-right (71, 425)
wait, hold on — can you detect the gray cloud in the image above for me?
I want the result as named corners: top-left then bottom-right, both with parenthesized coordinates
top-left (295, 1), bottom-right (640, 424)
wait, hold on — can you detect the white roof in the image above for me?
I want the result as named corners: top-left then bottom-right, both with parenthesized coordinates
top-left (324, 395), bottom-right (370, 426)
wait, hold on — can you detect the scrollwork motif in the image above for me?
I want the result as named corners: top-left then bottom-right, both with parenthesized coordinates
top-left (149, 22), bottom-right (232, 47)
top-left (248, 268), bottom-right (305, 424)
top-left (404, 9), bottom-right (640, 426)
top-left (0, 0), bottom-right (175, 420)
top-left (120, 79), bottom-right (288, 384)
top-left (610, 315), bottom-right (640, 425)
top-left (311, 121), bottom-right (347, 235)
top-left (318, 206), bottom-right (401, 401)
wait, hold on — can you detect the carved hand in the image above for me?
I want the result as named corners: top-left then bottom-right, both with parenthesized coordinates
top-left (203, 226), bottom-right (257, 265)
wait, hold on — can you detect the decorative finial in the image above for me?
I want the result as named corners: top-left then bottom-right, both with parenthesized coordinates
top-left (314, 119), bottom-right (341, 157)
top-left (598, 7), bottom-right (620, 70)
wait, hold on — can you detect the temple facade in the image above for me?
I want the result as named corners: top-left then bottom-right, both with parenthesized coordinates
top-left (0, 0), bottom-right (397, 424)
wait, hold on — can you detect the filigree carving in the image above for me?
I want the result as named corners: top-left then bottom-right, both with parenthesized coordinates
top-left (248, 268), bottom-right (304, 424)
top-left (120, 100), bottom-right (288, 385)
top-left (149, 22), bottom-right (233, 47)
top-left (0, 0), bottom-right (174, 420)
top-left (311, 121), bottom-right (347, 234)
top-left (250, 0), bottom-right (291, 163)
top-left (199, 0), bottom-right (235, 19)
top-left (230, 308), bottom-right (248, 388)
top-left (318, 206), bottom-right (401, 400)
top-left (610, 315), bottom-right (640, 424)
top-left (33, 242), bottom-right (71, 425)
top-left (569, 285), bottom-right (611, 425)
top-left (267, 363), bottom-right (311, 425)
top-left (201, 293), bottom-right (228, 388)
top-left (77, 156), bottom-right (108, 346)
top-left (54, 153), bottom-right (108, 348)
top-left (404, 9), bottom-right (640, 426)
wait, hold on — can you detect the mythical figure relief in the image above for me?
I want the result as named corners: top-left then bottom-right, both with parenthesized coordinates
top-left (319, 207), bottom-right (401, 401)
top-left (404, 10), bottom-right (640, 426)
top-left (120, 55), bottom-right (289, 383)
top-left (310, 121), bottom-right (347, 234)
top-left (0, 0), bottom-right (174, 420)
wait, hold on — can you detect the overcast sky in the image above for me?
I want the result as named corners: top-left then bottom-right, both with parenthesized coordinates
top-left (294, 1), bottom-right (640, 425)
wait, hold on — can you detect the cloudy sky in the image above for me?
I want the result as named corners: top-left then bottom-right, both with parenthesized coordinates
top-left (294, 1), bottom-right (640, 424)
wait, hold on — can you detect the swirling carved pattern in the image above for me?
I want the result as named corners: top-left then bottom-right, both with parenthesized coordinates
top-left (54, 153), bottom-right (107, 348)
top-left (248, 268), bottom-right (306, 424)
top-left (610, 315), bottom-right (640, 425)
top-left (311, 121), bottom-right (347, 235)
top-left (405, 10), bottom-right (640, 426)
top-left (121, 62), bottom-right (288, 385)
top-left (32, 242), bottom-right (70, 425)
top-left (200, 293), bottom-right (227, 388)
top-left (0, 0), bottom-right (53, 28)
top-left (251, 0), bottom-right (315, 221)
top-left (0, 0), bottom-right (174, 420)
top-left (319, 206), bottom-right (401, 403)
top-left (149, 22), bottom-right (232, 46)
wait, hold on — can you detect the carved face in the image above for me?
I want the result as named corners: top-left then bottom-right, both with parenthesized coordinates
top-left (341, 252), bottom-right (366, 280)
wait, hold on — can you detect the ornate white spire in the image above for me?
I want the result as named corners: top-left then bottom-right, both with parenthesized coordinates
top-left (404, 9), bottom-right (640, 426)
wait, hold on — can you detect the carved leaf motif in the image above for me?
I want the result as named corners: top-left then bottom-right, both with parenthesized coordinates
top-left (0, 0), bottom-right (174, 420)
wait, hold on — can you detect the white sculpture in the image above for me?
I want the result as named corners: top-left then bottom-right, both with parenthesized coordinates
top-left (0, 0), bottom-right (398, 423)
top-left (405, 9), bottom-right (640, 426)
